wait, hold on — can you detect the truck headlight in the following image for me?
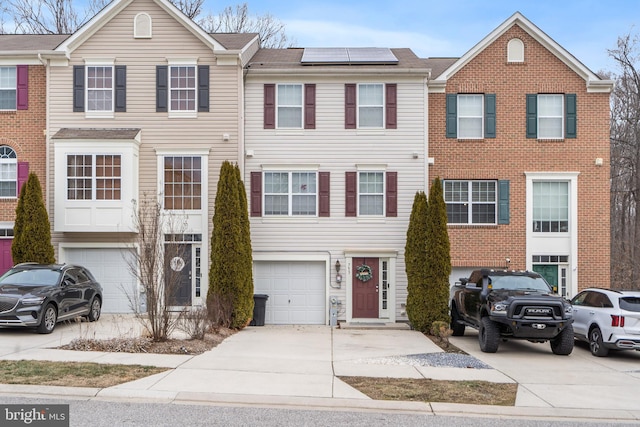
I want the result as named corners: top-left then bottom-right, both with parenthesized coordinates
top-left (564, 305), bottom-right (573, 317)
top-left (491, 302), bottom-right (508, 315)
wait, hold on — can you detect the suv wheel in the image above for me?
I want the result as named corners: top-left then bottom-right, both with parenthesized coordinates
top-left (87, 297), bottom-right (101, 322)
top-left (450, 304), bottom-right (465, 336)
top-left (550, 324), bottom-right (574, 355)
top-left (589, 326), bottom-right (609, 357)
top-left (479, 317), bottom-right (500, 353)
top-left (36, 303), bottom-right (57, 334)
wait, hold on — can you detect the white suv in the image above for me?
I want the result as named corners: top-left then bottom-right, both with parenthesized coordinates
top-left (571, 288), bottom-right (640, 357)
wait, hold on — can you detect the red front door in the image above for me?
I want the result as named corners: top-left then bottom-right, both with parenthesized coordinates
top-left (0, 239), bottom-right (12, 275)
top-left (352, 257), bottom-right (379, 318)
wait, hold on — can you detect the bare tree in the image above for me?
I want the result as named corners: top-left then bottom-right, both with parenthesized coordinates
top-left (125, 196), bottom-right (188, 341)
top-left (199, 3), bottom-right (294, 48)
top-left (6, 0), bottom-right (109, 34)
top-left (169, 0), bottom-right (204, 20)
top-left (610, 33), bottom-right (640, 289)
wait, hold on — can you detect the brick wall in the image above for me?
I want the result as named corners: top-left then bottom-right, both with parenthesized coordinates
top-left (429, 25), bottom-right (611, 290)
top-left (0, 65), bottom-right (48, 222)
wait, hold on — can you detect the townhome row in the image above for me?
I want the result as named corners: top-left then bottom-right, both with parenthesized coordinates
top-left (0, 0), bottom-right (613, 325)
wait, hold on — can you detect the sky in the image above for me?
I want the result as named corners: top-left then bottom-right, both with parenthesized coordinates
top-left (217, 0), bottom-right (640, 75)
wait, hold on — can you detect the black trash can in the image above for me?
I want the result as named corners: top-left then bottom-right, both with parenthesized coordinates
top-left (250, 294), bottom-right (269, 326)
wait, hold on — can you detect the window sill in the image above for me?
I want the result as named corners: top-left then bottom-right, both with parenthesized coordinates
top-left (537, 138), bottom-right (565, 142)
top-left (356, 129), bottom-right (386, 135)
top-left (0, 110), bottom-right (17, 115)
top-left (168, 112), bottom-right (198, 119)
top-left (447, 224), bottom-right (499, 229)
top-left (456, 138), bottom-right (486, 142)
top-left (85, 112), bottom-right (115, 119)
top-left (257, 217), bottom-right (320, 224)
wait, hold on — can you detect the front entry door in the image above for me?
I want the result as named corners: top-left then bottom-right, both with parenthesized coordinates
top-left (352, 257), bottom-right (379, 318)
top-left (165, 243), bottom-right (192, 306)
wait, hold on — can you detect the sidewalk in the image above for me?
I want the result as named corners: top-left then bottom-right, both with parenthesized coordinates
top-left (1, 317), bottom-right (640, 423)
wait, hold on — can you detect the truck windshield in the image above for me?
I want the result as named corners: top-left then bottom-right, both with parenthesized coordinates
top-left (489, 275), bottom-right (551, 292)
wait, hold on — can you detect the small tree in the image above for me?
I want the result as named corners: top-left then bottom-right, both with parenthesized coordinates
top-left (424, 178), bottom-right (452, 328)
top-left (126, 196), bottom-right (187, 341)
top-left (405, 191), bottom-right (430, 332)
top-left (208, 161), bottom-right (254, 329)
top-left (12, 173), bottom-right (55, 264)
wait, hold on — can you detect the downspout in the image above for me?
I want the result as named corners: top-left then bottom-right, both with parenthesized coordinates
top-left (38, 53), bottom-right (51, 222)
top-left (424, 73), bottom-right (430, 192)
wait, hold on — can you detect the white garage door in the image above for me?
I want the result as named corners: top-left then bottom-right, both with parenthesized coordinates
top-left (254, 261), bottom-right (326, 325)
top-left (64, 248), bottom-right (137, 313)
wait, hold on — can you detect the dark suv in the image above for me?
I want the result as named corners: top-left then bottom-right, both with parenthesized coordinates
top-left (450, 269), bottom-right (574, 355)
top-left (0, 263), bottom-right (103, 334)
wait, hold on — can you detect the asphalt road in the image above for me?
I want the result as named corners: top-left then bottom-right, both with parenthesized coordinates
top-left (0, 396), bottom-right (631, 427)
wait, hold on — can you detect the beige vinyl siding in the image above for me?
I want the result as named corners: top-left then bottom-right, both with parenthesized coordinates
top-left (244, 75), bottom-right (428, 319)
top-left (47, 0), bottom-right (244, 304)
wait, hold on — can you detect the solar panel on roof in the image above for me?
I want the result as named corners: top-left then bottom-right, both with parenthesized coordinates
top-left (301, 47), bottom-right (398, 65)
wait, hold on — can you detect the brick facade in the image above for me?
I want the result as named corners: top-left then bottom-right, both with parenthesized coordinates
top-left (429, 25), bottom-right (611, 292)
top-left (0, 64), bottom-right (48, 221)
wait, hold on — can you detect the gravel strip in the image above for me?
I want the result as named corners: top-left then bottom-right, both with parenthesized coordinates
top-left (351, 353), bottom-right (492, 369)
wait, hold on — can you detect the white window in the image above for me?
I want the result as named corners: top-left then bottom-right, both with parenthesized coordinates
top-left (277, 84), bottom-right (303, 128)
top-left (163, 156), bottom-right (202, 210)
top-left (170, 66), bottom-right (196, 112)
top-left (457, 95), bottom-right (483, 139)
top-left (359, 171), bottom-right (384, 215)
top-left (444, 180), bottom-right (497, 224)
top-left (533, 181), bottom-right (568, 232)
top-left (264, 171), bottom-right (317, 216)
top-left (86, 66), bottom-right (113, 112)
top-left (538, 94), bottom-right (563, 139)
top-left (0, 146), bottom-right (17, 198)
top-left (67, 154), bottom-right (121, 201)
top-left (0, 67), bottom-right (16, 110)
top-left (358, 84), bottom-right (384, 128)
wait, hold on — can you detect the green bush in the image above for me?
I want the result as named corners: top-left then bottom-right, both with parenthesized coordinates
top-left (405, 191), bottom-right (430, 332)
top-left (208, 161), bottom-right (254, 329)
top-left (12, 173), bottom-right (55, 264)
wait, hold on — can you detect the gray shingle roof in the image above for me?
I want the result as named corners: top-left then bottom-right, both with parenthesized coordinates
top-left (210, 33), bottom-right (258, 50)
top-left (52, 128), bottom-right (141, 140)
top-left (0, 34), bottom-right (69, 51)
top-left (247, 48), bottom-right (428, 70)
top-left (422, 57), bottom-right (459, 79)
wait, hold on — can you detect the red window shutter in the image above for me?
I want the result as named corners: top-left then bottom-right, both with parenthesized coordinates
top-left (318, 171), bottom-right (330, 217)
top-left (345, 171), bottom-right (357, 217)
top-left (345, 84), bottom-right (357, 129)
top-left (264, 84), bottom-right (275, 129)
top-left (304, 84), bottom-right (316, 129)
top-left (250, 172), bottom-right (262, 217)
top-left (385, 84), bottom-right (397, 129)
top-left (17, 162), bottom-right (29, 197)
top-left (386, 171), bottom-right (397, 217)
top-left (16, 65), bottom-right (28, 110)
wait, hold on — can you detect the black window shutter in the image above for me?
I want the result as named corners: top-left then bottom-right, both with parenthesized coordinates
top-left (498, 180), bottom-right (510, 225)
top-left (73, 66), bottom-right (85, 112)
top-left (484, 94), bottom-right (496, 138)
top-left (198, 65), bottom-right (209, 112)
top-left (446, 94), bottom-right (456, 138)
top-left (526, 94), bottom-right (537, 138)
top-left (565, 94), bottom-right (576, 138)
top-left (156, 66), bottom-right (168, 112)
top-left (114, 65), bottom-right (126, 112)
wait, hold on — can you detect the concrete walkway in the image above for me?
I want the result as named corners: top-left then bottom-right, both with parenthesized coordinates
top-left (1, 315), bottom-right (640, 423)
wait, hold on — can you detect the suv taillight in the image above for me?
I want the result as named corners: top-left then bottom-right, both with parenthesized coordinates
top-left (611, 315), bottom-right (625, 327)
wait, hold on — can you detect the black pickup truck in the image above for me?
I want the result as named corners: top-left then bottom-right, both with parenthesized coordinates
top-left (450, 269), bottom-right (574, 355)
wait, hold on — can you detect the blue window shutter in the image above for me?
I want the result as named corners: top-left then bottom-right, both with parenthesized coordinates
top-left (114, 65), bottom-right (126, 112)
top-left (156, 66), bottom-right (168, 112)
top-left (565, 94), bottom-right (576, 138)
top-left (73, 66), bottom-right (85, 112)
top-left (446, 94), bottom-right (457, 138)
top-left (498, 180), bottom-right (510, 225)
top-left (198, 65), bottom-right (209, 112)
top-left (526, 94), bottom-right (537, 139)
top-left (485, 94), bottom-right (496, 138)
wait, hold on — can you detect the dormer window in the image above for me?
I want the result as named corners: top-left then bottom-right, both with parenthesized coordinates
top-left (507, 38), bottom-right (524, 63)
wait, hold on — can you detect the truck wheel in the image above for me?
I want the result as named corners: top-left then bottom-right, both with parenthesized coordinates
top-left (450, 304), bottom-right (465, 336)
top-left (479, 317), bottom-right (500, 353)
top-left (589, 326), bottom-right (609, 357)
top-left (550, 324), bottom-right (574, 355)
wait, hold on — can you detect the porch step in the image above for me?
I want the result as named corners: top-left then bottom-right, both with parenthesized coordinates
top-left (338, 321), bottom-right (411, 330)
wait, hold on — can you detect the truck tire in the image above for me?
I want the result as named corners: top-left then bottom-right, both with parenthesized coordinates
top-left (479, 317), bottom-right (500, 353)
top-left (550, 324), bottom-right (574, 355)
top-left (450, 304), bottom-right (465, 336)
